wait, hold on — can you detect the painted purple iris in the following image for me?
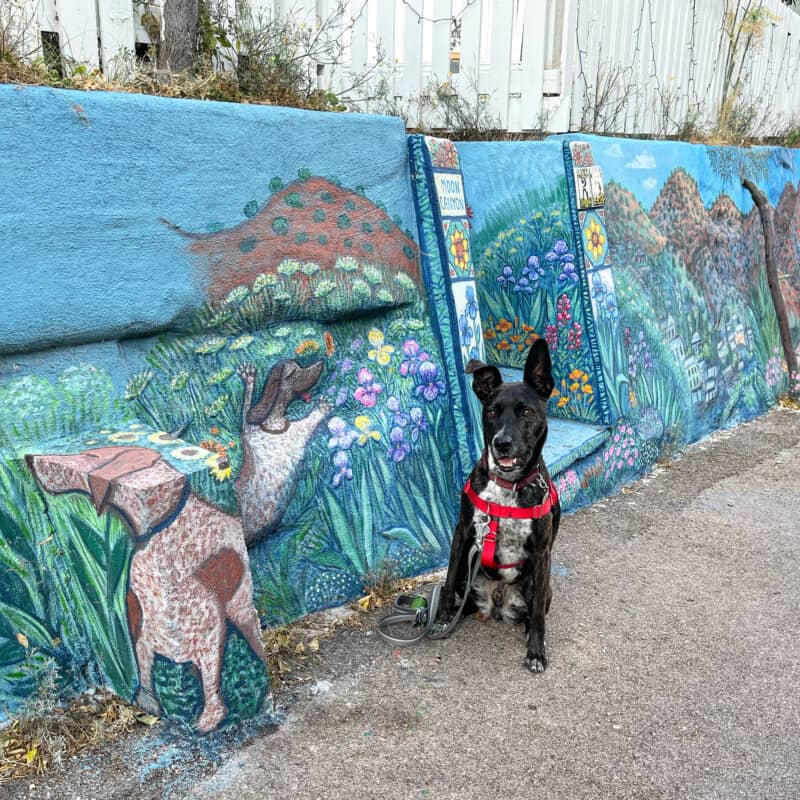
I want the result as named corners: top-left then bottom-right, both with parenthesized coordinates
top-left (522, 255), bottom-right (545, 286)
top-left (354, 367), bottom-right (382, 408)
top-left (415, 361), bottom-right (446, 402)
top-left (496, 265), bottom-right (516, 288)
top-left (546, 239), bottom-right (575, 264)
top-left (387, 427), bottom-right (411, 462)
top-left (399, 339), bottom-right (430, 377)
top-left (513, 277), bottom-right (533, 294)
top-left (327, 416), bottom-right (357, 450)
top-left (558, 262), bottom-right (579, 284)
top-left (386, 396), bottom-right (409, 427)
top-left (409, 406), bottom-right (427, 441)
top-left (331, 450), bottom-right (353, 487)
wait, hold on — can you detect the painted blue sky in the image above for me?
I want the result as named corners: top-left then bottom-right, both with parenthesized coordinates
top-left (457, 140), bottom-right (567, 228)
top-left (583, 135), bottom-right (799, 213)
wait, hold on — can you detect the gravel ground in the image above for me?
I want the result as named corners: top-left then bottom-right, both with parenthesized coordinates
top-left (5, 407), bottom-right (800, 800)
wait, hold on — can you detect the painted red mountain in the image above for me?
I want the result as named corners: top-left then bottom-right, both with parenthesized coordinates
top-left (650, 169), bottom-right (713, 268)
top-left (648, 168), bottom-right (759, 315)
top-left (605, 180), bottom-right (666, 258)
top-left (165, 177), bottom-right (420, 301)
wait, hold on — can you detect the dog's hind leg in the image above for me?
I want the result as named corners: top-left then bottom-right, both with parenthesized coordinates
top-left (181, 587), bottom-right (227, 732)
top-left (133, 635), bottom-right (159, 714)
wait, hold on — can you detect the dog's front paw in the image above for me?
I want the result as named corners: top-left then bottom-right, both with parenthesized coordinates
top-left (238, 363), bottom-right (256, 386)
top-left (525, 652), bottom-right (547, 673)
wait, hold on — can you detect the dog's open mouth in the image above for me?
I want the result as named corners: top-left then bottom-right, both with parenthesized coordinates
top-left (495, 455), bottom-right (524, 471)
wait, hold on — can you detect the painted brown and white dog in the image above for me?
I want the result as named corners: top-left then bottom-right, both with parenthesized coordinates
top-left (438, 339), bottom-right (560, 672)
top-left (27, 446), bottom-right (267, 732)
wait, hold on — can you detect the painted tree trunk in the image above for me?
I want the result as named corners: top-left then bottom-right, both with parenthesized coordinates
top-left (742, 178), bottom-right (798, 380)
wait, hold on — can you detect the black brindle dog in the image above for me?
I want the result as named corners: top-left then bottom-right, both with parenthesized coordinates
top-left (438, 339), bottom-right (560, 672)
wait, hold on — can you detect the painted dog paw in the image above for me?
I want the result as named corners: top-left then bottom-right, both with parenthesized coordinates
top-left (525, 653), bottom-right (547, 673)
top-left (238, 363), bottom-right (256, 385)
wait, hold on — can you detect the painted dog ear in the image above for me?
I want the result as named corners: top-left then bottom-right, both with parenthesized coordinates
top-left (466, 359), bottom-right (502, 403)
top-left (523, 338), bottom-right (555, 400)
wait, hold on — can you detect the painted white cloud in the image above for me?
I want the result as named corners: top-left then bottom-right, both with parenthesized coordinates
top-left (625, 151), bottom-right (657, 170)
top-left (604, 143), bottom-right (624, 159)
top-left (642, 177), bottom-right (659, 191)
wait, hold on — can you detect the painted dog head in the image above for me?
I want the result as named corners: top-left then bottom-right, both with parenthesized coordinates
top-left (26, 447), bottom-right (186, 541)
top-left (465, 338), bottom-right (554, 481)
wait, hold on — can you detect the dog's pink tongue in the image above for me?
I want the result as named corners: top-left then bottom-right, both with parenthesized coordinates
top-left (498, 457), bottom-right (516, 468)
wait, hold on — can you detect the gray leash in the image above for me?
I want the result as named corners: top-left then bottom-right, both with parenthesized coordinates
top-left (376, 543), bottom-right (481, 646)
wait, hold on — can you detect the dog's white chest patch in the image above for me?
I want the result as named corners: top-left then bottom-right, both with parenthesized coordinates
top-left (473, 482), bottom-right (530, 578)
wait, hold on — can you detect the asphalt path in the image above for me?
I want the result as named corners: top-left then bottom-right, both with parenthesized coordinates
top-left (9, 407), bottom-right (800, 800)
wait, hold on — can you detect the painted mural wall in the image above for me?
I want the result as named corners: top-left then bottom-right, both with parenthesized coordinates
top-left (2, 86), bottom-right (798, 733)
top-left (0, 86), bottom-right (464, 730)
top-left (458, 134), bottom-right (799, 513)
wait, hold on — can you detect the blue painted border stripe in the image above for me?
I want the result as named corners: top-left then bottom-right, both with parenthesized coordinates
top-left (562, 140), bottom-right (613, 427)
top-left (407, 135), bottom-right (476, 481)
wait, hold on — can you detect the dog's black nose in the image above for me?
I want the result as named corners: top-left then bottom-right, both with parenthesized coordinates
top-left (493, 433), bottom-right (513, 455)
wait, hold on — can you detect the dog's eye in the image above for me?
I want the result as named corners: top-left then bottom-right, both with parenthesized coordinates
top-left (522, 407), bottom-right (534, 417)
top-left (486, 408), bottom-right (497, 418)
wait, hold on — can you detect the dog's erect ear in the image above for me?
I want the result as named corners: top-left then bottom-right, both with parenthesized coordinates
top-left (466, 359), bottom-right (502, 403)
top-left (523, 338), bottom-right (555, 400)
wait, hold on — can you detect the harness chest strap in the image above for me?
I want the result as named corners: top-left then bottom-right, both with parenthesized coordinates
top-left (463, 478), bottom-right (559, 570)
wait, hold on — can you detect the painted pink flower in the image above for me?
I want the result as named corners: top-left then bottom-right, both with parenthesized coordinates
top-left (354, 367), bottom-right (382, 408)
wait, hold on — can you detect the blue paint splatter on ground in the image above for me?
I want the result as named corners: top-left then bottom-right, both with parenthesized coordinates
top-left (130, 707), bottom-right (284, 795)
top-left (551, 562), bottom-right (570, 577)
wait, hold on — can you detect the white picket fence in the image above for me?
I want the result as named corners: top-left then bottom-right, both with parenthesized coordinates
top-left (14, 0), bottom-right (800, 135)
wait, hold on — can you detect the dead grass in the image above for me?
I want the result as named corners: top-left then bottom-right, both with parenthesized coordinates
top-left (0, 691), bottom-right (146, 786)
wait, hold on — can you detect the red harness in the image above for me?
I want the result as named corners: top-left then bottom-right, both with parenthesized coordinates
top-left (464, 465), bottom-right (559, 571)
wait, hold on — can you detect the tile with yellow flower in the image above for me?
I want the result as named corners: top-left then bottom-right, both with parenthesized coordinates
top-left (443, 219), bottom-right (473, 278)
top-left (581, 209), bottom-right (608, 268)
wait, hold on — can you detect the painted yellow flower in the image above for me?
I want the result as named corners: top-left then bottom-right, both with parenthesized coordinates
top-left (367, 329), bottom-right (394, 365)
top-left (582, 384), bottom-right (594, 394)
top-left (585, 218), bottom-right (606, 260)
top-left (148, 431), bottom-right (181, 445)
top-left (108, 431), bottom-right (140, 443)
top-left (557, 396), bottom-right (570, 408)
top-left (496, 318), bottom-right (513, 334)
top-left (449, 229), bottom-right (470, 271)
top-left (570, 381), bottom-right (581, 393)
top-left (295, 339), bottom-right (320, 356)
top-left (206, 453), bottom-right (232, 482)
top-left (354, 415), bottom-right (381, 445)
top-left (170, 445), bottom-right (209, 461)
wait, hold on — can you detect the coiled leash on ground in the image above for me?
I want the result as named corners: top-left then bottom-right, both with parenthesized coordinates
top-left (376, 543), bottom-right (482, 646)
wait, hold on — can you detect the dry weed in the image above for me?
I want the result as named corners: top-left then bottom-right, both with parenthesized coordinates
top-left (0, 691), bottom-right (143, 786)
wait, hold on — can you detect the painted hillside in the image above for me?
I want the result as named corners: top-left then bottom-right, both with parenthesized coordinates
top-left (166, 174), bottom-right (420, 303)
top-left (605, 168), bottom-right (796, 441)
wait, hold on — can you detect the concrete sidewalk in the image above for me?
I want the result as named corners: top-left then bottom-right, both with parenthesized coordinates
top-left (10, 408), bottom-right (800, 800)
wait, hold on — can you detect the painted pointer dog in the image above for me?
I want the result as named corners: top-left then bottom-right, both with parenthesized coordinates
top-left (438, 339), bottom-right (560, 672)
